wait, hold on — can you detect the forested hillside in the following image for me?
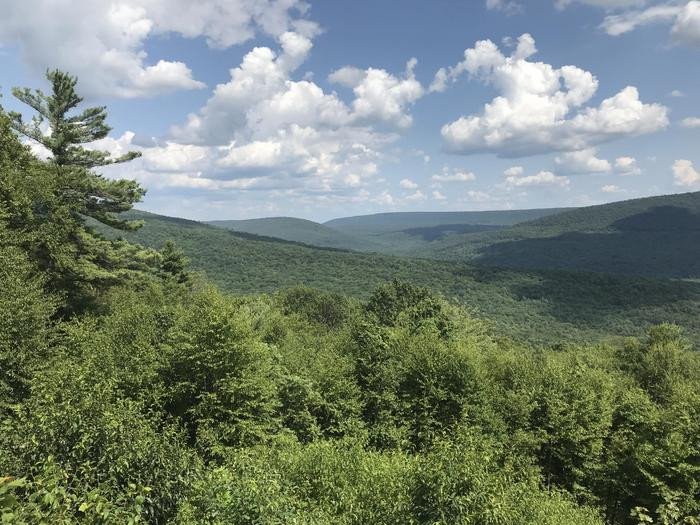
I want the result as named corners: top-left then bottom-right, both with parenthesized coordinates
top-left (1, 72), bottom-right (699, 524)
top-left (208, 217), bottom-right (380, 252)
top-left (207, 195), bottom-right (700, 280)
top-left (103, 210), bottom-right (700, 347)
top-left (325, 209), bottom-right (567, 233)
top-left (421, 192), bottom-right (700, 278)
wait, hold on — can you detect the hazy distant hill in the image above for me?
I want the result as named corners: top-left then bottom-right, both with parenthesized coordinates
top-left (324, 209), bottom-right (568, 234)
top-left (425, 191), bottom-right (700, 278)
top-left (316, 209), bottom-right (567, 256)
top-left (100, 210), bottom-right (700, 346)
top-left (208, 217), bottom-right (379, 252)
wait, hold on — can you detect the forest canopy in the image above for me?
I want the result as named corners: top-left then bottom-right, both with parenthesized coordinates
top-left (0, 72), bottom-right (698, 524)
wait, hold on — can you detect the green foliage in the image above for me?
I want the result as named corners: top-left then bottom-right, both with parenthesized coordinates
top-left (413, 427), bottom-right (603, 525)
top-left (159, 241), bottom-right (190, 285)
top-left (0, 245), bottom-right (56, 411)
top-left (5, 69), bottom-right (145, 231)
top-left (421, 191), bottom-right (700, 279)
top-left (0, 104), bottom-right (155, 311)
top-left (0, 460), bottom-right (148, 524)
top-left (209, 216), bottom-right (381, 251)
top-left (4, 356), bottom-right (198, 523)
top-left (98, 210), bottom-right (700, 347)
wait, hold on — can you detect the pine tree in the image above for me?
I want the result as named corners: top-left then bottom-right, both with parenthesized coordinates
top-left (7, 69), bottom-right (145, 231)
top-left (8, 69), bottom-right (140, 168)
top-left (160, 241), bottom-right (191, 285)
top-left (1, 73), bottom-right (156, 311)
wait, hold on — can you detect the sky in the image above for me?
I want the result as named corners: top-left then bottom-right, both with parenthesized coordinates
top-left (0, 0), bottom-right (699, 222)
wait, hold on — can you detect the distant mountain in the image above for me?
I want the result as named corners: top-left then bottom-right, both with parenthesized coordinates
top-left (425, 191), bottom-right (700, 278)
top-left (99, 210), bottom-right (700, 347)
top-left (324, 209), bottom-right (568, 234)
top-left (207, 217), bottom-right (379, 252)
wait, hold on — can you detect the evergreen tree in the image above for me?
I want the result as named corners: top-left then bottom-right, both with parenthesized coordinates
top-left (1, 76), bottom-right (155, 311)
top-left (160, 241), bottom-right (190, 284)
top-left (8, 69), bottom-right (140, 169)
top-left (7, 69), bottom-right (145, 231)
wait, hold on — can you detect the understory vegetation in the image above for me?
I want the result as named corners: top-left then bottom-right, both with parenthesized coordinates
top-left (1, 72), bottom-right (699, 524)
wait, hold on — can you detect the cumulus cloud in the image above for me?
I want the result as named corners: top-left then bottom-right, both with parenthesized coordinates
top-left (601, 184), bottom-right (622, 192)
top-left (672, 1), bottom-right (700, 45)
top-left (504, 169), bottom-right (571, 188)
top-left (556, 0), bottom-right (647, 10)
top-left (670, 89), bottom-right (685, 97)
top-left (615, 156), bottom-right (642, 175)
top-left (328, 58), bottom-right (424, 129)
top-left (463, 190), bottom-right (493, 202)
top-left (601, 1), bottom-right (700, 47)
top-left (432, 190), bottom-right (447, 200)
top-left (485, 0), bottom-right (523, 14)
top-left (501, 166), bottom-right (522, 178)
top-left (673, 159), bottom-right (700, 186)
top-left (405, 190), bottom-right (427, 202)
top-left (434, 34), bottom-right (668, 157)
top-left (0, 0), bottom-right (315, 98)
top-left (400, 178), bottom-right (419, 189)
top-left (681, 117), bottom-right (700, 128)
top-left (97, 32), bottom-right (422, 207)
top-left (555, 148), bottom-right (612, 174)
top-left (431, 168), bottom-right (477, 182)
top-left (173, 37), bottom-right (423, 148)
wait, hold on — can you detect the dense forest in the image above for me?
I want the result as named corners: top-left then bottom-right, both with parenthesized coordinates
top-left (104, 210), bottom-right (700, 348)
top-left (1, 72), bottom-right (699, 524)
top-left (418, 193), bottom-right (700, 278)
top-left (206, 193), bottom-right (700, 279)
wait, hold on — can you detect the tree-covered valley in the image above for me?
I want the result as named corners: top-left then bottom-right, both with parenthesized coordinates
top-left (1, 71), bottom-right (699, 525)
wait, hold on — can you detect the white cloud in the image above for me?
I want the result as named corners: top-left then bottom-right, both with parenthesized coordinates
top-left (431, 168), bottom-right (477, 182)
top-left (681, 117), bottom-right (700, 128)
top-left (601, 1), bottom-right (700, 47)
top-left (615, 156), bottom-right (642, 175)
top-left (435, 34), bottom-right (668, 157)
top-left (601, 4), bottom-right (681, 35)
top-left (505, 169), bottom-right (571, 188)
top-left (670, 89), bottom-right (685, 97)
top-left (405, 190), bottom-right (427, 202)
top-left (218, 140), bottom-right (286, 169)
top-left (372, 190), bottom-right (396, 206)
top-left (432, 190), bottom-right (447, 200)
top-left (672, 1), bottom-right (700, 46)
top-left (0, 0), bottom-right (317, 98)
top-left (329, 58), bottom-right (424, 129)
top-left (485, 0), bottom-right (523, 14)
top-left (556, 0), bottom-right (647, 10)
top-left (601, 184), bottom-right (622, 192)
top-left (555, 148), bottom-right (612, 174)
top-left (673, 159), bottom-right (700, 186)
top-left (400, 178), bottom-right (419, 189)
top-left (96, 32), bottom-right (421, 207)
top-left (141, 141), bottom-right (210, 172)
top-left (504, 166), bottom-right (524, 177)
top-left (464, 190), bottom-right (493, 202)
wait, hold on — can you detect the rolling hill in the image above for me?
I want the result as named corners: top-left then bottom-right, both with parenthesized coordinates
top-left (318, 208), bottom-right (569, 256)
top-left (100, 210), bottom-right (700, 347)
top-left (422, 191), bottom-right (700, 278)
top-left (324, 209), bottom-right (569, 234)
top-left (207, 217), bottom-right (379, 251)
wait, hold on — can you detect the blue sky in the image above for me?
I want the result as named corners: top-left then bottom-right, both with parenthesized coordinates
top-left (1, 0), bottom-right (699, 221)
